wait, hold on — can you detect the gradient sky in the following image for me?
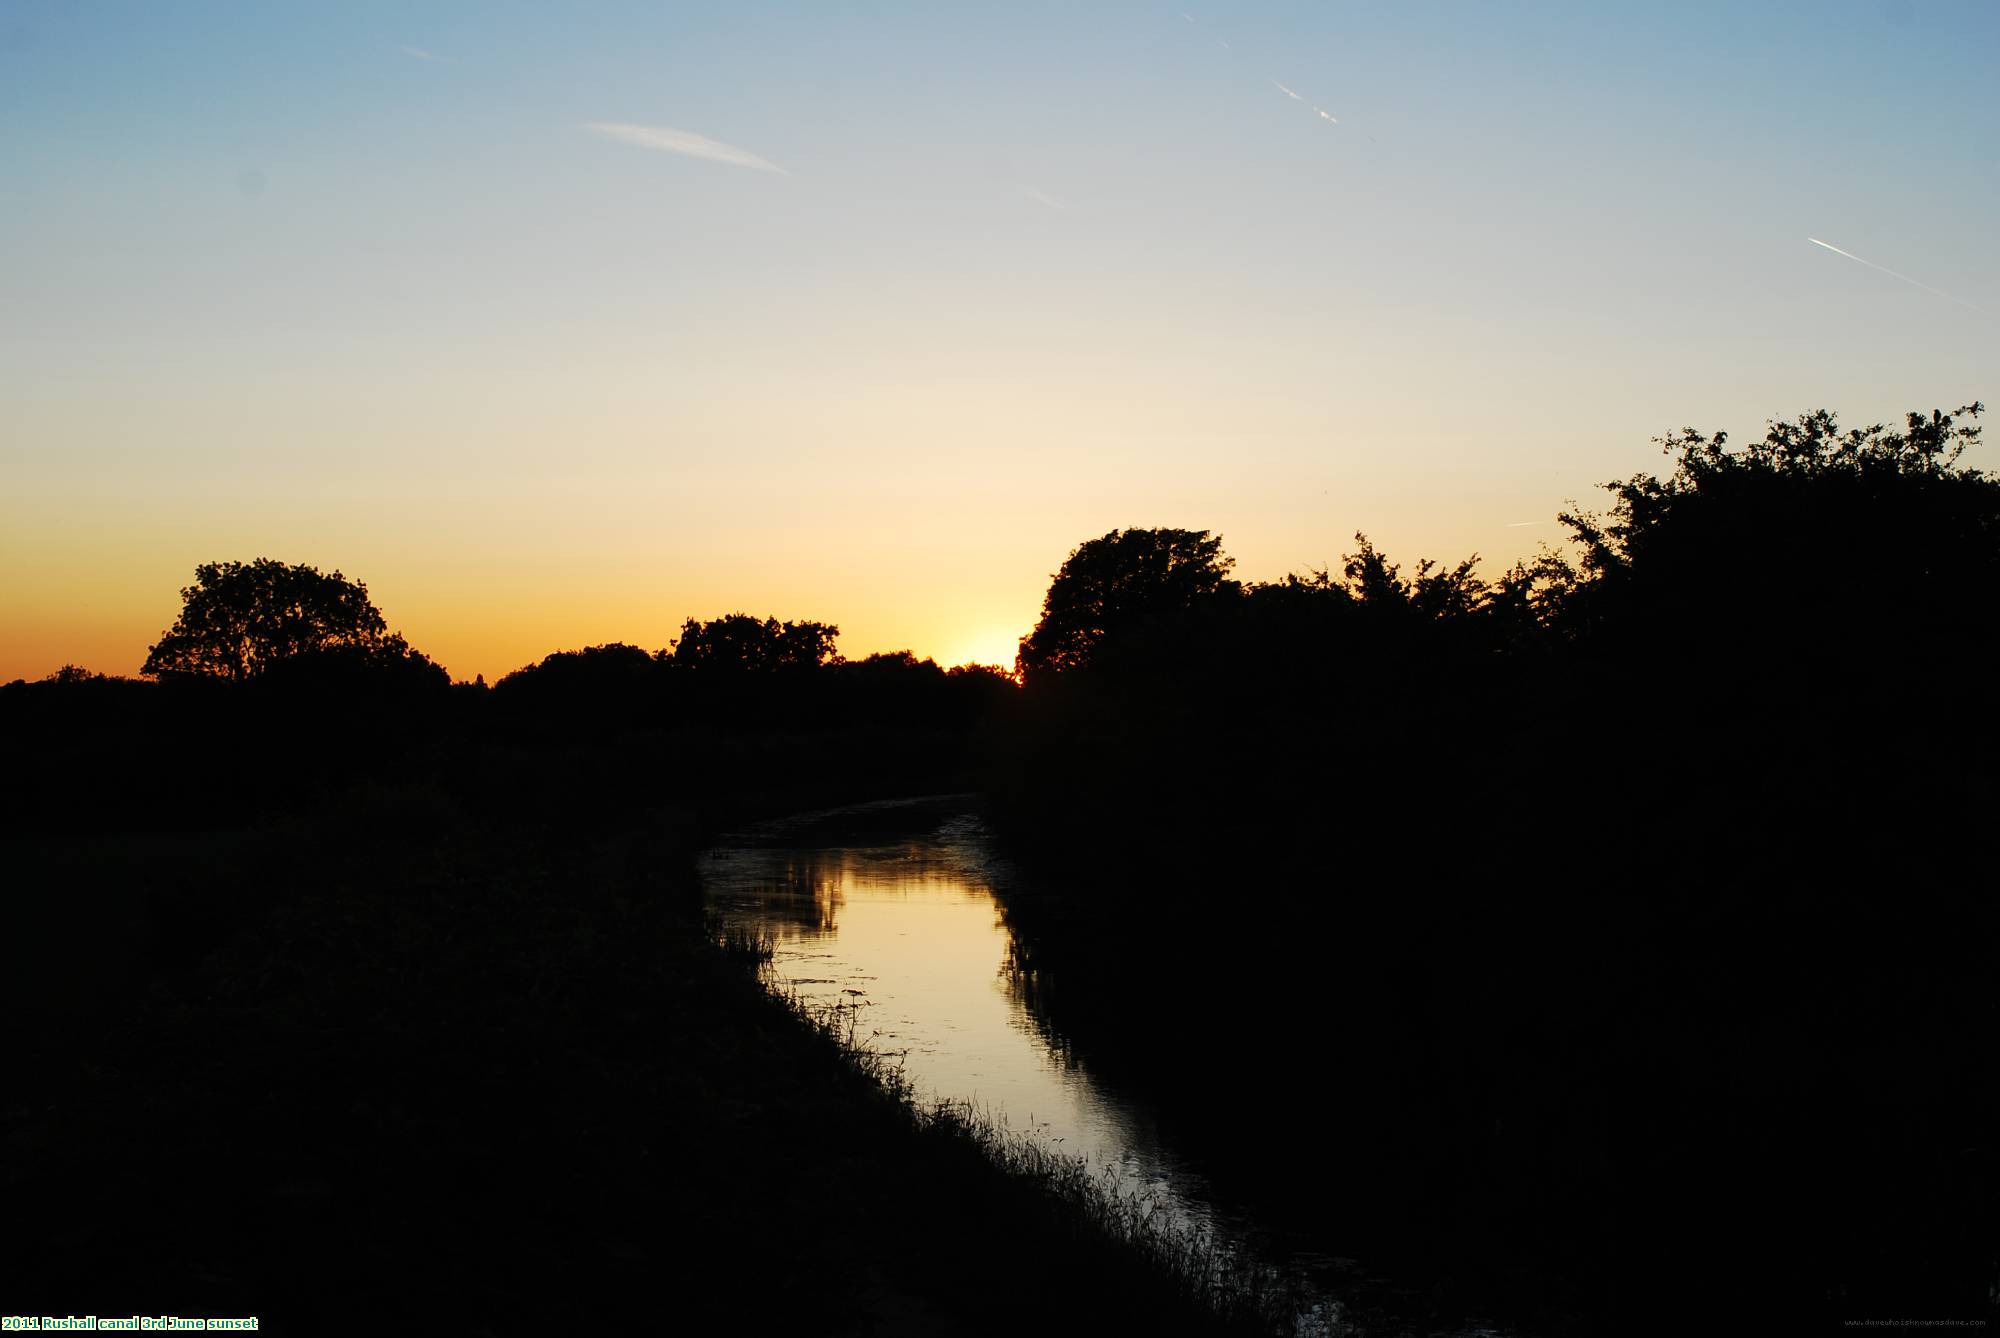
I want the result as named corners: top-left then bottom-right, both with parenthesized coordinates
top-left (4, 1), bottom-right (1995, 681)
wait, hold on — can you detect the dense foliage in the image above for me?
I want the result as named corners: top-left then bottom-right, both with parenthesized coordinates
top-left (1016, 527), bottom-right (1241, 682)
top-left (667, 613), bottom-right (842, 674)
top-left (141, 558), bottom-right (446, 689)
top-left (985, 404), bottom-right (1997, 1334)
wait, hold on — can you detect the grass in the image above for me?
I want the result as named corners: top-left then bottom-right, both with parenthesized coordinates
top-left (763, 972), bottom-right (1324, 1336)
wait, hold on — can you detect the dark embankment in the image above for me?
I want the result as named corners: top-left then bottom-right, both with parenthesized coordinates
top-left (981, 409), bottom-right (2000, 1335)
top-left (2, 663), bottom-right (1247, 1334)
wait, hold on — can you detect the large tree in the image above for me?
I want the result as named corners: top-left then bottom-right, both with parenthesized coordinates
top-left (1016, 528), bottom-right (1240, 682)
top-left (142, 558), bottom-right (440, 683)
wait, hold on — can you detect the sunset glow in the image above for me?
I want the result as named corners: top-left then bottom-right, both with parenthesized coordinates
top-left (11, 6), bottom-right (1998, 1332)
top-left (4, 1), bottom-right (1993, 682)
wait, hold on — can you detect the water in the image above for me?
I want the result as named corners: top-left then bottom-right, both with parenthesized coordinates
top-left (700, 796), bottom-right (1517, 1338)
top-left (700, 795), bottom-right (1365, 1335)
top-left (701, 801), bottom-right (1218, 1213)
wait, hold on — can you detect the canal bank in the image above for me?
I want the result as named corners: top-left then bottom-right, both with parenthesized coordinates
top-left (9, 781), bottom-right (1265, 1336)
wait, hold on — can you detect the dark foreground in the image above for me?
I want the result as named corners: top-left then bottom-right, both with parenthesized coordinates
top-left (4, 769), bottom-right (1245, 1335)
top-left (10, 403), bottom-right (1997, 1336)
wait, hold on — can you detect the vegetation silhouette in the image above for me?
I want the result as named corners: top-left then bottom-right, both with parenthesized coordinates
top-left (8, 615), bottom-right (1194, 1330)
top-left (142, 557), bottom-right (447, 689)
top-left (1016, 526), bottom-right (1241, 683)
top-left (483, 622), bottom-right (1013, 774)
top-left (983, 403), bottom-right (1998, 1335)
top-left (1552, 403), bottom-right (1994, 671)
top-left (6, 402), bottom-right (1993, 1335)
top-left (667, 612), bottom-right (842, 674)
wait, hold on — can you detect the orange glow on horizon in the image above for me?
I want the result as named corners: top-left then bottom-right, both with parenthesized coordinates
top-left (0, 598), bottom-right (1040, 686)
top-left (934, 629), bottom-right (1024, 674)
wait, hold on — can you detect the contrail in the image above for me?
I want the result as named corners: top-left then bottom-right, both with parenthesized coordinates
top-left (583, 122), bottom-right (787, 174)
top-left (1177, 16), bottom-right (1347, 132)
top-left (1273, 81), bottom-right (1337, 123)
top-left (1806, 237), bottom-right (1981, 313)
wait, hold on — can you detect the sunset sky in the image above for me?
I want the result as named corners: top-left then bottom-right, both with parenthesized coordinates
top-left (4, 0), bottom-right (1995, 682)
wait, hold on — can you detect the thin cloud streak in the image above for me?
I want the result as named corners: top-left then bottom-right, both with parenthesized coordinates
top-left (1020, 185), bottom-right (1068, 211)
top-left (1177, 16), bottom-right (1345, 130)
top-left (399, 46), bottom-right (454, 63)
top-left (1806, 236), bottom-right (1981, 313)
top-left (1275, 79), bottom-right (1338, 124)
top-left (583, 122), bottom-right (788, 174)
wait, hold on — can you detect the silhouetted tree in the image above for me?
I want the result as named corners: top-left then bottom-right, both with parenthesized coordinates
top-left (484, 642), bottom-right (667, 748)
top-left (256, 639), bottom-right (450, 695)
top-left (142, 558), bottom-right (442, 685)
top-left (945, 662), bottom-right (1017, 686)
top-left (1340, 535), bottom-right (1411, 611)
top-left (1016, 528), bottom-right (1241, 682)
top-left (666, 615), bottom-right (840, 674)
top-left (494, 643), bottom-right (661, 696)
top-left (1328, 532), bottom-right (1558, 659)
top-left (842, 650), bottom-right (939, 681)
top-left (1549, 403), bottom-right (1995, 674)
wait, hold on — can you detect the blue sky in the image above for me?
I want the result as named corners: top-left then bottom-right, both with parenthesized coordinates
top-left (3, 1), bottom-right (1995, 677)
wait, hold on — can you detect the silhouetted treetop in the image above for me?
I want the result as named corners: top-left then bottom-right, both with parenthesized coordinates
top-left (667, 615), bottom-right (841, 674)
top-left (946, 662), bottom-right (1018, 684)
top-left (1550, 403), bottom-right (1995, 664)
top-left (1017, 528), bottom-right (1241, 682)
top-left (494, 643), bottom-right (659, 696)
top-left (142, 558), bottom-right (443, 686)
top-left (846, 650), bottom-right (936, 675)
top-left (1338, 534), bottom-right (1494, 621)
top-left (1559, 403), bottom-right (1987, 581)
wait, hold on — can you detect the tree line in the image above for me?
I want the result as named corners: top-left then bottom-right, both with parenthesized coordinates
top-left (92, 558), bottom-right (993, 695)
top-left (28, 399), bottom-right (1989, 713)
top-left (1016, 403), bottom-right (1992, 683)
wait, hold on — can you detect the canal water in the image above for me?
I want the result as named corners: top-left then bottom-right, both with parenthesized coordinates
top-left (698, 795), bottom-right (1347, 1330)
top-left (700, 795), bottom-right (1508, 1338)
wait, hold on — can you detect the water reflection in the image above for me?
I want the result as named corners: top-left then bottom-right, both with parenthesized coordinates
top-left (703, 799), bottom-right (1518, 1338)
top-left (700, 805), bottom-right (1231, 1237)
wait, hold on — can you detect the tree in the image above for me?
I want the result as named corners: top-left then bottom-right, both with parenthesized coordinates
top-left (1549, 402), bottom-right (1996, 665)
top-left (1016, 528), bottom-right (1241, 682)
top-left (665, 615), bottom-right (841, 674)
top-left (142, 558), bottom-right (442, 684)
top-left (494, 643), bottom-right (659, 693)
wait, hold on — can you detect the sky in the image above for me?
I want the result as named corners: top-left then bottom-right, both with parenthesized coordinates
top-left (3, 0), bottom-right (1996, 681)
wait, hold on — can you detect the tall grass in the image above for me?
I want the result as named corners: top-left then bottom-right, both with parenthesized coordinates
top-left (759, 977), bottom-right (1342, 1337)
top-left (710, 917), bottom-right (776, 967)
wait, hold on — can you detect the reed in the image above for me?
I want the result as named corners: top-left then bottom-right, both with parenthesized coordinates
top-left (767, 980), bottom-right (1332, 1336)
